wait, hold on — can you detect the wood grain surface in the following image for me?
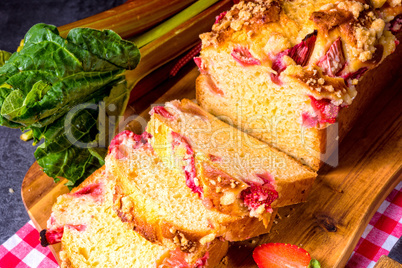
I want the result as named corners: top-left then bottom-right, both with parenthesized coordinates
top-left (374, 256), bottom-right (402, 268)
top-left (22, 64), bottom-right (401, 267)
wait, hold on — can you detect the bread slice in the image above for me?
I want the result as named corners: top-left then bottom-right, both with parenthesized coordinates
top-left (106, 130), bottom-right (276, 254)
top-left (40, 167), bottom-right (229, 268)
top-left (195, 0), bottom-right (400, 170)
top-left (146, 99), bottom-right (316, 220)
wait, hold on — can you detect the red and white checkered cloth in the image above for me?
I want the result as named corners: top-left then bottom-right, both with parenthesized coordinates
top-left (0, 221), bottom-right (58, 268)
top-left (0, 181), bottom-right (400, 268)
top-left (346, 181), bottom-right (402, 268)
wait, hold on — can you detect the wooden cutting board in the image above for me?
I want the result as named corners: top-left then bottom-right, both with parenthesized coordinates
top-left (22, 64), bottom-right (401, 267)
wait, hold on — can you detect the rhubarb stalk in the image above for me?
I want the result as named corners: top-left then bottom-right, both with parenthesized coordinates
top-left (132, 0), bottom-right (220, 48)
top-left (124, 0), bottom-right (233, 98)
top-left (57, 0), bottom-right (197, 39)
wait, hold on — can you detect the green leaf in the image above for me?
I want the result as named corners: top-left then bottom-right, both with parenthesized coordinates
top-left (0, 23), bottom-right (140, 186)
top-left (308, 259), bottom-right (321, 268)
top-left (1, 89), bottom-right (25, 119)
top-left (0, 50), bottom-right (12, 66)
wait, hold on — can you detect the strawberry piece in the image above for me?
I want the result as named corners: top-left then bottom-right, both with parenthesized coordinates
top-left (195, 252), bottom-right (209, 268)
top-left (342, 67), bottom-right (368, 86)
top-left (171, 131), bottom-right (203, 196)
top-left (309, 96), bottom-right (339, 124)
top-left (40, 227), bottom-right (64, 247)
top-left (194, 57), bottom-right (207, 75)
top-left (109, 130), bottom-right (152, 159)
top-left (302, 112), bottom-right (319, 128)
top-left (271, 31), bottom-right (317, 84)
top-left (72, 183), bottom-right (103, 202)
top-left (206, 76), bottom-right (224, 96)
top-left (66, 224), bottom-right (87, 232)
top-left (161, 248), bottom-right (192, 268)
top-left (317, 38), bottom-right (345, 77)
top-left (231, 46), bottom-right (261, 66)
top-left (40, 224), bottom-right (86, 247)
top-left (253, 243), bottom-right (311, 268)
top-left (208, 154), bottom-right (221, 162)
top-left (240, 183), bottom-right (278, 213)
top-left (215, 11), bottom-right (227, 24)
top-left (255, 172), bottom-right (275, 185)
top-left (389, 14), bottom-right (402, 34)
top-left (150, 106), bottom-right (176, 120)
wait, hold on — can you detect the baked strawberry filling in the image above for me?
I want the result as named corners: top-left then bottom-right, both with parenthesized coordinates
top-left (109, 130), bottom-right (152, 159)
top-left (208, 154), bottom-right (221, 162)
top-left (195, 252), bottom-right (209, 268)
top-left (161, 248), bottom-right (209, 268)
top-left (240, 183), bottom-right (278, 213)
top-left (72, 183), bottom-right (104, 202)
top-left (205, 75), bottom-right (224, 96)
top-left (317, 38), bottom-right (345, 77)
top-left (271, 31), bottom-right (317, 84)
top-left (303, 96), bottom-right (340, 128)
top-left (389, 14), bottom-right (402, 34)
top-left (342, 67), bottom-right (368, 86)
top-left (194, 57), bottom-right (208, 75)
top-left (231, 46), bottom-right (261, 66)
top-left (171, 131), bottom-right (203, 196)
top-left (150, 106), bottom-right (176, 120)
top-left (40, 225), bottom-right (86, 247)
top-left (215, 11), bottom-right (227, 24)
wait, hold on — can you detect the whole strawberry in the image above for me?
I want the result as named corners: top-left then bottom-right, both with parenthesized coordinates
top-left (253, 243), bottom-right (321, 268)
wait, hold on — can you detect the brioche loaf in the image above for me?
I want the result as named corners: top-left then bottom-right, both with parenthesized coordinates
top-left (146, 99), bottom-right (316, 220)
top-left (195, 0), bottom-right (402, 170)
top-left (106, 129), bottom-right (277, 255)
top-left (40, 167), bottom-right (229, 268)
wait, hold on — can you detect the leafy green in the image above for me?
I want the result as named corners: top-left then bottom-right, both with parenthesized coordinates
top-left (0, 23), bottom-right (139, 187)
top-left (0, 50), bottom-right (11, 66)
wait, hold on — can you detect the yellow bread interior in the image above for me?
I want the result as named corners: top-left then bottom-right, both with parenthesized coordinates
top-left (106, 134), bottom-right (275, 252)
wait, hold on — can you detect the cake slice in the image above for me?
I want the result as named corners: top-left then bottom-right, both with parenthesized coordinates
top-left (106, 130), bottom-right (276, 254)
top-left (146, 99), bottom-right (316, 220)
top-left (195, 0), bottom-right (399, 170)
top-left (40, 167), bottom-right (229, 268)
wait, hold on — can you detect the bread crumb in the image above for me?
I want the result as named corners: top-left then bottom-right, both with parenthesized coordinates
top-left (220, 191), bottom-right (236, 205)
top-left (8, 188), bottom-right (14, 194)
top-left (318, 78), bottom-right (325, 85)
top-left (200, 233), bottom-right (216, 245)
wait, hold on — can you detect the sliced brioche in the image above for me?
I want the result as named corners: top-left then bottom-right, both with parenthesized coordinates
top-left (195, 0), bottom-right (400, 170)
top-left (41, 167), bottom-right (228, 268)
top-left (146, 99), bottom-right (316, 220)
top-left (106, 130), bottom-right (276, 254)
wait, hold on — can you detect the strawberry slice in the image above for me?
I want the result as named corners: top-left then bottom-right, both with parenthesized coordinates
top-left (253, 243), bottom-right (312, 268)
top-left (231, 46), bottom-right (261, 66)
top-left (317, 38), bottom-right (345, 77)
top-left (342, 67), bottom-right (368, 86)
top-left (240, 183), bottom-right (278, 213)
top-left (309, 96), bottom-right (339, 124)
top-left (171, 131), bottom-right (202, 196)
top-left (71, 183), bottom-right (104, 202)
top-left (271, 31), bottom-right (317, 84)
top-left (40, 225), bottom-right (86, 247)
top-left (109, 130), bottom-right (153, 159)
top-left (150, 106), bottom-right (176, 120)
top-left (194, 57), bottom-right (208, 75)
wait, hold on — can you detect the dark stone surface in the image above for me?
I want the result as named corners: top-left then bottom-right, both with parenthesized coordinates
top-left (0, 0), bottom-right (125, 244)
